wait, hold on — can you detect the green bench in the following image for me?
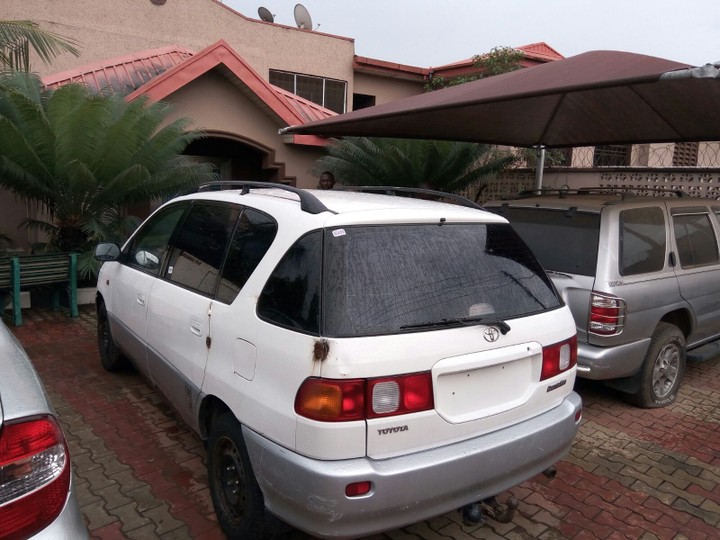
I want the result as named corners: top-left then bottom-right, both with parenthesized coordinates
top-left (0, 253), bottom-right (79, 326)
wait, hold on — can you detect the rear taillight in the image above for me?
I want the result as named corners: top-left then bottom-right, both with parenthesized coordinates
top-left (589, 292), bottom-right (626, 336)
top-left (295, 373), bottom-right (434, 422)
top-left (367, 373), bottom-right (433, 419)
top-left (0, 415), bottom-right (71, 540)
top-left (541, 336), bottom-right (577, 381)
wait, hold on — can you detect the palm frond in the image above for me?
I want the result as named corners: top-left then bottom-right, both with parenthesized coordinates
top-left (0, 20), bottom-right (80, 72)
top-left (314, 137), bottom-right (516, 196)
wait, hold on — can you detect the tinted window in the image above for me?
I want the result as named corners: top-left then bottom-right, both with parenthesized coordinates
top-left (323, 224), bottom-right (561, 337)
top-left (125, 204), bottom-right (187, 275)
top-left (620, 207), bottom-right (666, 276)
top-left (489, 207), bottom-right (600, 276)
top-left (216, 209), bottom-right (278, 304)
top-left (257, 231), bottom-right (321, 335)
top-left (166, 203), bottom-right (239, 296)
top-left (673, 212), bottom-right (719, 268)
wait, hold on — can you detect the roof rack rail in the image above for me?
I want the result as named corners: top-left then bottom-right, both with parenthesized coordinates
top-left (576, 186), bottom-right (686, 198)
top-left (336, 186), bottom-right (483, 210)
top-left (194, 181), bottom-right (330, 214)
top-left (510, 186), bottom-right (686, 200)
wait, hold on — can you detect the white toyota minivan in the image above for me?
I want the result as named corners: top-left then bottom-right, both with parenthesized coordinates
top-left (95, 183), bottom-right (582, 539)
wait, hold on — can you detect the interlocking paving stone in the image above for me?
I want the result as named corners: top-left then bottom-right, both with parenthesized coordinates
top-left (10, 306), bottom-right (720, 539)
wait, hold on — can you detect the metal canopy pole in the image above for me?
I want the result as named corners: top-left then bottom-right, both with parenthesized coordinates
top-left (534, 145), bottom-right (546, 191)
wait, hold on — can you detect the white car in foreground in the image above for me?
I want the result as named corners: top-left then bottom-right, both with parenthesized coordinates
top-left (95, 183), bottom-right (582, 539)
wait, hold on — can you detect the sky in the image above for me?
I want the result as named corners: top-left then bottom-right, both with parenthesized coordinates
top-left (222, 0), bottom-right (720, 68)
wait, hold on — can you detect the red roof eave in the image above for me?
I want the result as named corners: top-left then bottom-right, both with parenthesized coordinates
top-left (127, 40), bottom-right (313, 128)
top-left (353, 56), bottom-right (430, 80)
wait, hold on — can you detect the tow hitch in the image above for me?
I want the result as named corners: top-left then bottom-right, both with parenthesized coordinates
top-left (460, 494), bottom-right (519, 526)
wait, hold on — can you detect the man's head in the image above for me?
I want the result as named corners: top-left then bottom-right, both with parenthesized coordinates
top-left (318, 171), bottom-right (336, 190)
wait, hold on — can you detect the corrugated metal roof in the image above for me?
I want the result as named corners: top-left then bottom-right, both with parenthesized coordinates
top-left (273, 86), bottom-right (336, 123)
top-left (43, 45), bottom-right (194, 94)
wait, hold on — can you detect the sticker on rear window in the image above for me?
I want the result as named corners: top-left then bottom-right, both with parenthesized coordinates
top-left (332, 229), bottom-right (346, 237)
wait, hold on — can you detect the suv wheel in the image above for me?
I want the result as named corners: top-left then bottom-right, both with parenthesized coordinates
top-left (631, 322), bottom-right (686, 408)
top-left (208, 413), bottom-right (265, 540)
top-left (97, 303), bottom-right (128, 371)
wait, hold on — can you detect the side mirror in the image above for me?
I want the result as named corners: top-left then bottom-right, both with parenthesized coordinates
top-left (94, 242), bottom-right (121, 261)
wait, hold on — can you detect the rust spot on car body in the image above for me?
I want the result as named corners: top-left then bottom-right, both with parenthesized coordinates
top-left (313, 339), bottom-right (329, 361)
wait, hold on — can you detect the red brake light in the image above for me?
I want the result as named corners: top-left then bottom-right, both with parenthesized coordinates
top-left (541, 336), bottom-right (578, 381)
top-left (589, 292), bottom-right (626, 336)
top-left (0, 415), bottom-right (71, 540)
top-left (295, 372), bottom-right (434, 422)
top-left (345, 481), bottom-right (372, 497)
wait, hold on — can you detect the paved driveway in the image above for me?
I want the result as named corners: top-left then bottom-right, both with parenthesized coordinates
top-left (11, 307), bottom-right (720, 539)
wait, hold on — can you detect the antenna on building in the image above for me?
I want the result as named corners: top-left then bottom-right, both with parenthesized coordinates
top-left (258, 7), bottom-right (275, 23)
top-left (294, 3), bottom-right (313, 30)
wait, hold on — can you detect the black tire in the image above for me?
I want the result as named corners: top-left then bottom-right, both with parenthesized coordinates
top-left (97, 303), bottom-right (128, 371)
top-left (629, 322), bottom-right (686, 408)
top-left (207, 413), bottom-right (266, 540)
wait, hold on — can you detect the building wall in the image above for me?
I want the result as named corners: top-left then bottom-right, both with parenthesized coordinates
top-left (4, 0), bottom-right (357, 97)
top-left (163, 71), bottom-right (324, 185)
top-left (353, 72), bottom-right (426, 106)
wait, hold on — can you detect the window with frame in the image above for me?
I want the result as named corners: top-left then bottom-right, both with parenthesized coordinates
top-left (269, 69), bottom-right (346, 113)
top-left (216, 208), bottom-right (278, 304)
top-left (619, 207), bottom-right (666, 276)
top-left (125, 204), bottom-right (187, 275)
top-left (672, 209), bottom-right (719, 268)
top-left (257, 231), bottom-right (322, 335)
top-left (165, 203), bottom-right (240, 296)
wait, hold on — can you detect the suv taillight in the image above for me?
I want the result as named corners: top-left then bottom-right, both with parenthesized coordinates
top-left (295, 373), bottom-right (434, 422)
top-left (0, 415), bottom-right (71, 540)
top-left (541, 336), bottom-right (577, 381)
top-left (589, 292), bottom-right (626, 336)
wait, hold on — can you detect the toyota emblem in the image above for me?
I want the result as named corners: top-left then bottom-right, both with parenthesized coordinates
top-left (483, 327), bottom-right (500, 342)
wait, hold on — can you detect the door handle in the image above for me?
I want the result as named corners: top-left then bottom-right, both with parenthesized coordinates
top-left (190, 318), bottom-right (203, 336)
top-left (136, 292), bottom-right (145, 306)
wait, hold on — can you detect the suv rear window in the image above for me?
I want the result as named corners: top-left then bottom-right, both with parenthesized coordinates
top-left (490, 207), bottom-right (600, 276)
top-left (323, 223), bottom-right (561, 337)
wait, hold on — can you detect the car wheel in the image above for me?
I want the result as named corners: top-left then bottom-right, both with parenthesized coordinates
top-left (630, 322), bottom-right (685, 408)
top-left (208, 413), bottom-right (266, 540)
top-left (97, 303), bottom-right (128, 371)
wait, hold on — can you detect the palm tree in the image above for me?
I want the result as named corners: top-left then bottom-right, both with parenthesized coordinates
top-left (0, 72), bottom-right (217, 278)
top-left (0, 20), bottom-right (80, 72)
top-left (312, 137), bottom-right (516, 200)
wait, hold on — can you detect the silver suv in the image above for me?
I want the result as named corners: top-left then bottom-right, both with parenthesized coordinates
top-left (486, 188), bottom-right (720, 407)
top-left (95, 183), bottom-right (581, 539)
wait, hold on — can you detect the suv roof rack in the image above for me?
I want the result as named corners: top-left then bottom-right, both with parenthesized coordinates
top-left (194, 181), bottom-right (330, 215)
top-left (510, 186), bottom-right (687, 200)
top-left (336, 186), bottom-right (483, 210)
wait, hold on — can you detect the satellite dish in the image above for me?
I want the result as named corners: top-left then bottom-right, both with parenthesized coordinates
top-left (258, 7), bottom-right (274, 23)
top-left (294, 3), bottom-right (313, 30)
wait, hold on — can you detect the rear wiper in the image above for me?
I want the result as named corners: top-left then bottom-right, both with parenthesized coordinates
top-left (401, 315), bottom-right (511, 334)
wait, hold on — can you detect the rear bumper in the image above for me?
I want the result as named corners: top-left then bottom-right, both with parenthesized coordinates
top-left (576, 338), bottom-right (651, 380)
top-left (243, 391), bottom-right (582, 539)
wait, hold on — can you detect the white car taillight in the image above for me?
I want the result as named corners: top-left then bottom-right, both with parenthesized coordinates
top-left (295, 372), bottom-right (434, 421)
top-left (0, 415), bottom-right (71, 540)
top-left (541, 336), bottom-right (578, 381)
top-left (588, 292), bottom-right (626, 336)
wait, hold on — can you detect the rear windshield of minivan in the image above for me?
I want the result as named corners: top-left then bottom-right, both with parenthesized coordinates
top-left (489, 207), bottom-right (600, 276)
top-left (323, 223), bottom-right (562, 337)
